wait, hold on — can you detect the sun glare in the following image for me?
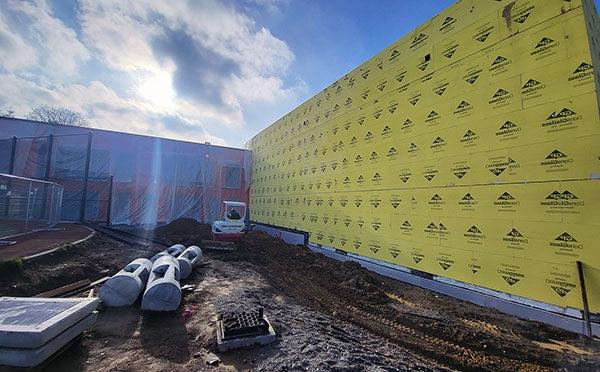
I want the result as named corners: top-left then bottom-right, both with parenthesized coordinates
top-left (138, 70), bottom-right (177, 110)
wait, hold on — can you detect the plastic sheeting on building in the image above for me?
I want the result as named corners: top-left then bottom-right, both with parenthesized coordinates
top-left (0, 118), bottom-right (251, 225)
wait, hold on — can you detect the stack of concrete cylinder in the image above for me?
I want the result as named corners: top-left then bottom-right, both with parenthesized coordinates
top-left (99, 244), bottom-right (202, 311)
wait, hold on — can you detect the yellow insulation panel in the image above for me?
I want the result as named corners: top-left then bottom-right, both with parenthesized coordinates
top-left (249, 0), bottom-right (600, 311)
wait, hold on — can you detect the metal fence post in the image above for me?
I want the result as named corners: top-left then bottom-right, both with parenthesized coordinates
top-left (24, 181), bottom-right (32, 233)
top-left (106, 175), bottom-right (113, 225)
top-left (3, 137), bottom-right (18, 217)
top-left (8, 136), bottom-right (17, 175)
top-left (80, 132), bottom-right (92, 222)
top-left (40, 134), bottom-right (54, 219)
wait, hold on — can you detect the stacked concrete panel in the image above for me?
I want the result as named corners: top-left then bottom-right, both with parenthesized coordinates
top-left (0, 297), bottom-right (99, 367)
top-left (248, 0), bottom-right (600, 312)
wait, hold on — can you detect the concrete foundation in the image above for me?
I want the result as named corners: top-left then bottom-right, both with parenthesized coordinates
top-left (141, 256), bottom-right (181, 311)
top-left (177, 246), bottom-right (202, 280)
top-left (0, 312), bottom-right (97, 368)
top-left (0, 297), bottom-right (99, 349)
top-left (99, 258), bottom-right (153, 307)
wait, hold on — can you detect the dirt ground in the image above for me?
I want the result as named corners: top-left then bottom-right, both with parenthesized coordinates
top-left (0, 221), bottom-right (599, 371)
top-left (0, 230), bottom-right (164, 298)
top-left (0, 223), bottom-right (93, 260)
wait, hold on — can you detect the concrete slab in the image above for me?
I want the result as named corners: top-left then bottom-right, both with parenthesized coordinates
top-left (0, 297), bottom-right (99, 348)
top-left (216, 315), bottom-right (276, 352)
top-left (99, 258), bottom-right (152, 307)
top-left (0, 312), bottom-right (97, 367)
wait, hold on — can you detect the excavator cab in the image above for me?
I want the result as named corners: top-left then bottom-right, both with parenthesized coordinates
top-left (211, 201), bottom-right (247, 241)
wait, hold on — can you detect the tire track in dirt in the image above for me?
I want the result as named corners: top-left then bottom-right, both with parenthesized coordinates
top-left (224, 232), bottom-right (600, 371)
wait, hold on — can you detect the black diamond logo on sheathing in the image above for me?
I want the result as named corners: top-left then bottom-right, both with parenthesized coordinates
top-left (424, 174), bottom-right (436, 181)
top-left (464, 129), bottom-right (476, 137)
top-left (413, 256), bottom-right (422, 263)
top-left (409, 97), bottom-right (420, 105)
top-left (400, 176), bottom-right (410, 183)
top-left (435, 86), bottom-right (447, 95)
top-left (535, 37), bottom-right (554, 48)
top-left (546, 150), bottom-right (567, 159)
top-left (492, 56), bottom-right (507, 65)
top-left (555, 232), bottom-right (576, 242)
top-left (514, 12), bottom-right (531, 24)
top-left (443, 48), bottom-right (457, 58)
top-left (502, 276), bottom-right (520, 286)
top-left (500, 121), bottom-right (517, 130)
top-left (354, 243), bottom-right (361, 249)
top-left (507, 228), bottom-right (523, 237)
top-left (462, 193), bottom-right (474, 200)
top-left (546, 191), bottom-right (578, 200)
top-left (547, 108), bottom-right (576, 120)
top-left (573, 62), bottom-right (592, 74)
top-left (476, 31), bottom-right (491, 42)
top-left (439, 262), bottom-right (451, 271)
top-left (391, 252), bottom-right (399, 258)
top-left (389, 49), bottom-right (400, 61)
top-left (523, 79), bottom-right (541, 89)
top-left (493, 88), bottom-right (509, 98)
top-left (372, 201), bottom-right (380, 208)
top-left (490, 168), bottom-right (506, 176)
top-left (388, 147), bottom-right (397, 156)
top-left (361, 69), bottom-right (370, 79)
top-left (391, 202), bottom-right (400, 209)
top-left (457, 101), bottom-right (470, 109)
top-left (370, 247), bottom-right (379, 254)
top-left (467, 225), bottom-right (483, 234)
top-left (454, 171), bottom-right (467, 179)
top-left (498, 192), bottom-right (515, 200)
top-left (551, 286), bottom-right (571, 297)
top-left (465, 75), bottom-right (479, 84)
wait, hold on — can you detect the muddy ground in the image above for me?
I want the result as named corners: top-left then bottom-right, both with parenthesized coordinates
top-left (0, 221), bottom-right (599, 371)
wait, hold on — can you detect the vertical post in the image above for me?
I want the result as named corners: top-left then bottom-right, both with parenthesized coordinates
top-left (80, 132), bottom-right (92, 222)
top-left (40, 134), bottom-right (54, 219)
top-left (8, 136), bottom-right (17, 175)
top-left (24, 182), bottom-right (32, 233)
top-left (106, 175), bottom-right (113, 225)
top-left (3, 137), bottom-right (17, 217)
top-left (576, 261), bottom-right (593, 339)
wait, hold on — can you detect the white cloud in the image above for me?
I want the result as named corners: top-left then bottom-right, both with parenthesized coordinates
top-left (0, 73), bottom-right (226, 145)
top-left (0, 14), bottom-right (38, 71)
top-left (78, 0), bottom-right (301, 131)
top-left (4, 0), bottom-right (90, 75)
top-left (0, 0), bottom-right (303, 147)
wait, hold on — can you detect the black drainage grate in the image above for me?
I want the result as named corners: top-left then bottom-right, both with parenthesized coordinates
top-left (219, 308), bottom-right (270, 340)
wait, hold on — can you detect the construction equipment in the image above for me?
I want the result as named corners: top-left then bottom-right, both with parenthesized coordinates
top-left (211, 201), bottom-right (246, 241)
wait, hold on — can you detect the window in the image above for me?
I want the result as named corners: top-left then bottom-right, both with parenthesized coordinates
top-left (222, 165), bottom-right (241, 188)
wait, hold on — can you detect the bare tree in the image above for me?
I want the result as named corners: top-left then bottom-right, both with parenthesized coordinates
top-left (0, 108), bottom-right (15, 118)
top-left (26, 105), bottom-right (89, 127)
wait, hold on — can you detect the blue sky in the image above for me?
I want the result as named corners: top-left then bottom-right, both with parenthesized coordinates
top-left (0, 0), bottom-right (597, 147)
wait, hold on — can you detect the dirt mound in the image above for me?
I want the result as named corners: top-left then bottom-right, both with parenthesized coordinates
top-left (155, 218), bottom-right (212, 246)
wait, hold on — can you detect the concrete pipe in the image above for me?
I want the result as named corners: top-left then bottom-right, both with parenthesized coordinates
top-left (141, 255), bottom-right (182, 311)
top-left (99, 258), bottom-right (153, 307)
top-left (150, 244), bottom-right (185, 262)
top-left (177, 245), bottom-right (203, 280)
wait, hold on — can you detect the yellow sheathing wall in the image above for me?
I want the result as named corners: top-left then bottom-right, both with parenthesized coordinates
top-left (249, 0), bottom-right (600, 311)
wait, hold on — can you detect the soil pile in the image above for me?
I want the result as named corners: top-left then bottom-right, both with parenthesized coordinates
top-left (155, 218), bottom-right (212, 246)
top-left (225, 231), bottom-right (600, 371)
